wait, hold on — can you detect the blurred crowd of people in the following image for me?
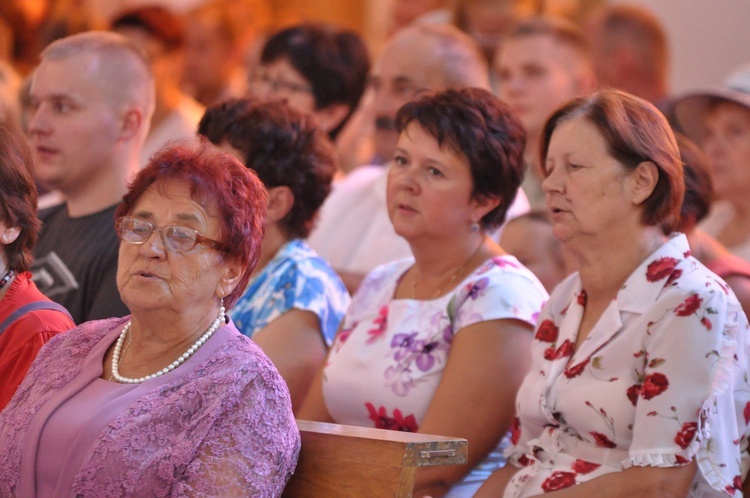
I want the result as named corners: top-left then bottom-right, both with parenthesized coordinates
top-left (2, 0), bottom-right (750, 497)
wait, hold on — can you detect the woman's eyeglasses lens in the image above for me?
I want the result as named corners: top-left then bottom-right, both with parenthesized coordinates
top-left (117, 216), bottom-right (204, 252)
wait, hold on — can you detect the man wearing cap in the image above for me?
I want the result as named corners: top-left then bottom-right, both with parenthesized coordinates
top-left (671, 63), bottom-right (750, 262)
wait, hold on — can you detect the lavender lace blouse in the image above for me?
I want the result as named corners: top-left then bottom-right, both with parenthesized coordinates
top-left (0, 316), bottom-right (300, 497)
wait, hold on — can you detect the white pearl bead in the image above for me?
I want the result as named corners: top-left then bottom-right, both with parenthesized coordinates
top-left (110, 311), bottom-right (225, 384)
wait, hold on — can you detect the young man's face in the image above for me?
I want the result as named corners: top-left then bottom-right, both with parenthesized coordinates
top-left (496, 34), bottom-right (587, 141)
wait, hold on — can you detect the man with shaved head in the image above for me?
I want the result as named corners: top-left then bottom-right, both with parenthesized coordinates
top-left (28, 31), bottom-right (155, 323)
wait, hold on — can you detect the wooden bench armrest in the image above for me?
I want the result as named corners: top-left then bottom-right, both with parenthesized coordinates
top-left (282, 420), bottom-right (468, 498)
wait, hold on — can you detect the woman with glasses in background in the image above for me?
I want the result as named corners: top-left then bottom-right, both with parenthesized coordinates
top-left (247, 22), bottom-right (370, 142)
top-left (0, 141), bottom-right (300, 497)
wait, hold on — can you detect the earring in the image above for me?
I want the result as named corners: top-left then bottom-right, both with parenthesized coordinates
top-left (471, 221), bottom-right (480, 232)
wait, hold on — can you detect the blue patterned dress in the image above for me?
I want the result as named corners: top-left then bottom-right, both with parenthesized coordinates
top-left (230, 239), bottom-right (350, 345)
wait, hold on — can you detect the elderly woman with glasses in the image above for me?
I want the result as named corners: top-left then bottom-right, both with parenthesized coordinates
top-left (0, 141), bottom-right (300, 497)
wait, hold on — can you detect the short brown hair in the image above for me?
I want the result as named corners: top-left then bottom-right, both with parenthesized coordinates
top-left (540, 89), bottom-right (683, 232)
top-left (396, 87), bottom-right (526, 230)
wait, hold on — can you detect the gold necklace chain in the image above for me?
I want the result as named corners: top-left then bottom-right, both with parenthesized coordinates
top-left (413, 238), bottom-right (485, 300)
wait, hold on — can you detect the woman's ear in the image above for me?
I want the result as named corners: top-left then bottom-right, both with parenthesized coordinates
top-left (631, 161), bottom-right (659, 205)
top-left (217, 257), bottom-right (243, 301)
top-left (266, 186), bottom-right (295, 224)
top-left (470, 194), bottom-right (501, 225)
top-left (0, 226), bottom-right (20, 245)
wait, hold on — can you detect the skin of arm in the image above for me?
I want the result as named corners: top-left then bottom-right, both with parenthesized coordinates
top-left (724, 274), bottom-right (750, 319)
top-left (477, 461), bottom-right (696, 498)
top-left (474, 463), bottom-right (520, 498)
top-left (412, 318), bottom-right (533, 498)
top-left (296, 350), bottom-right (336, 423)
top-left (251, 309), bottom-right (326, 414)
top-left (336, 269), bottom-right (366, 295)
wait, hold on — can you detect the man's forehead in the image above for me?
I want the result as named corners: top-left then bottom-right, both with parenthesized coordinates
top-left (31, 55), bottom-right (109, 100)
top-left (497, 34), bottom-right (576, 68)
top-left (373, 35), bottom-right (441, 84)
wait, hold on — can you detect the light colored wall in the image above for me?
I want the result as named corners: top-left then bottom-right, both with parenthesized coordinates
top-left (610, 0), bottom-right (750, 94)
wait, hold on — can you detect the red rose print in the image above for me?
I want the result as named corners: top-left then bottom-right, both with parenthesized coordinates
top-left (510, 417), bottom-right (522, 445)
top-left (674, 422), bottom-right (698, 449)
top-left (666, 269), bottom-right (682, 286)
top-left (541, 471), bottom-right (577, 492)
top-left (641, 372), bottom-right (669, 399)
top-left (626, 384), bottom-right (642, 406)
top-left (557, 340), bottom-right (574, 357)
top-left (577, 289), bottom-right (587, 306)
top-left (590, 432), bottom-right (617, 448)
top-left (535, 319), bottom-right (559, 343)
top-left (544, 339), bottom-right (575, 361)
top-left (365, 403), bottom-right (418, 432)
top-left (734, 475), bottom-right (743, 490)
top-left (700, 316), bottom-right (713, 331)
top-left (744, 402), bottom-right (750, 425)
top-left (674, 294), bottom-right (703, 317)
top-left (517, 454), bottom-right (531, 467)
top-left (675, 455), bottom-right (690, 464)
top-left (564, 357), bottom-right (590, 378)
top-left (646, 257), bottom-right (679, 282)
top-left (572, 459), bottom-right (600, 475)
top-left (366, 305), bottom-right (388, 344)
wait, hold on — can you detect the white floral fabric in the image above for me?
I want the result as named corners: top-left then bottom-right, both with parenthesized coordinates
top-left (323, 255), bottom-right (548, 494)
top-left (506, 234), bottom-right (750, 497)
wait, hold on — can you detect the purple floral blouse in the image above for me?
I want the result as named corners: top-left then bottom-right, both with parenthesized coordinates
top-left (323, 255), bottom-right (548, 494)
top-left (0, 316), bottom-right (300, 497)
top-left (506, 234), bottom-right (750, 497)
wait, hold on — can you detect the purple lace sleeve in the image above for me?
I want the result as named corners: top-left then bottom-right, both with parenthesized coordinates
top-left (173, 356), bottom-right (301, 497)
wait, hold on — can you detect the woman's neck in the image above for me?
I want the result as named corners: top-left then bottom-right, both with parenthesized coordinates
top-left (410, 232), bottom-right (493, 276)
top-left (573, 227), bottom-right (667, 299)
top-left (253, 223), bottom-right (289, 277)
top-left (127, 303), bottom-right (222, 357)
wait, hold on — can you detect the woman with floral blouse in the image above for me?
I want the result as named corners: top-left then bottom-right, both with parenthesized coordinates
top-left (299, 88), bottom-right (548, 497)
top-left (476, 89), bottom-right (750, 498)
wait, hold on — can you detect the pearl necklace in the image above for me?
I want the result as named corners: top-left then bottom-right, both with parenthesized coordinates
top-left (110, 306), bottom-right (226, 384)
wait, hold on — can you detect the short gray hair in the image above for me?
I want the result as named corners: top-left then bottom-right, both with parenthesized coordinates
top-left (406, 24), bottom-right (490, 90)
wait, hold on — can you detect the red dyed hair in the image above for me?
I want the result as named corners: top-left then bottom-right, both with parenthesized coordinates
top-left (116, 139), bottom-right (267, 308)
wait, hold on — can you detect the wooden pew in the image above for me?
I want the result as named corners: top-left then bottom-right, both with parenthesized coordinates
top-left (283, 420), bottom-right (468, 498)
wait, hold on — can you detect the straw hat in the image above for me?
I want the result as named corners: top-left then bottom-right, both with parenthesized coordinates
top-left (671, 64), bottom-right (750, 143)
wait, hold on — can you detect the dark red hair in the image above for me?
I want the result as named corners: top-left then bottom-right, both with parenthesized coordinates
top-left (116, 139), bottom-right (267, 308)
top-left (0, 121), bottom-right (40, 272)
